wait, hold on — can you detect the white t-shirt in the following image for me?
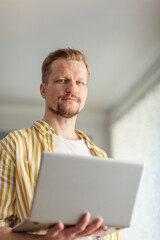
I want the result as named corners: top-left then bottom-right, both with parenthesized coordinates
top-left (53, 134), bottom-right (93, 240)
top-left (53, 134), bottom-right (92, 156)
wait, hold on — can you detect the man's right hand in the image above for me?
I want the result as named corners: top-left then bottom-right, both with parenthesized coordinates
top-left (0, 213), bottom-right (107, 240)
top-left (46, 212), bottom-right (107, 240)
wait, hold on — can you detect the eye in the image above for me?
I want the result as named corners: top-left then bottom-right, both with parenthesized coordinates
top-left (57, 79), bottom-right (65, 83)
top-left (77, 81), bottom-right (84, 85)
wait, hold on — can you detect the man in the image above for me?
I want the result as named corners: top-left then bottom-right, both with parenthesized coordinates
top-left (0, 48), bottom-right (119, 240)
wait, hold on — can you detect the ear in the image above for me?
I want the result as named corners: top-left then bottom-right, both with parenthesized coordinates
top-left (40, 83), bottom-right (46, 99)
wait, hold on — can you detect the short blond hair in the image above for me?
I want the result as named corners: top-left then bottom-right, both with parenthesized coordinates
top-left (42, 48), bottom-right (90, 84)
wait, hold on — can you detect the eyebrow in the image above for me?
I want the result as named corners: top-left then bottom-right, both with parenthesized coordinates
top-left (53, 75), bottom-right (86, 81)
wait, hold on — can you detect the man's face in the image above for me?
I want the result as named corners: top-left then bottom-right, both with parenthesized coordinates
top-left (40, 58), bottom-right (88, 118)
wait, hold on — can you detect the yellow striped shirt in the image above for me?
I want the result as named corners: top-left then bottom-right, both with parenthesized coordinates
top-left (0, 120), bottom-right (119, 239)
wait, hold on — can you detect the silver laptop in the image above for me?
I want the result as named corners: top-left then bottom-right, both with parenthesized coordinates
top-left (13, 151), bottom-right (144, 235)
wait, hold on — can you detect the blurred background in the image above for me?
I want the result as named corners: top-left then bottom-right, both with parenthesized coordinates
top-left (0, 0), bottom-right (160, 239)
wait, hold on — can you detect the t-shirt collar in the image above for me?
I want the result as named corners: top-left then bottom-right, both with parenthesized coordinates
top-left (32, 120), bottom-right (94, 148)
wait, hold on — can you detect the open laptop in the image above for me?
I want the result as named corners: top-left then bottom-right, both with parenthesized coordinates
top-left (13, 151), bottom-right (144, 235)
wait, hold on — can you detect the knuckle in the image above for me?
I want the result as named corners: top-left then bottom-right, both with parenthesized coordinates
top-left (78, 225), bottom-right (86, 232)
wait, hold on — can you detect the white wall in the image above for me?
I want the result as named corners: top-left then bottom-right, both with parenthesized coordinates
top-left (0, 101), bottom-right (45, 131)
top-left (110, 80), bottom-right (160, 240)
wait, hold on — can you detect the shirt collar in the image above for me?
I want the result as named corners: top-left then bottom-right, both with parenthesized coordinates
top-left (33, 120), bottom-right (55, 135)
top-left (32, 120), bottom-right (107, 157)
top-left (33, 120), bottom-right (96, 151)
top-left (76, 130), bottom-right (107, 157)
top-left (75, 130), bottom-right (97, 150)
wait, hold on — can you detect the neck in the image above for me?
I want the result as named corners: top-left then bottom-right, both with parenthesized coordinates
top-left (42, 112), bottom-right (80, 140)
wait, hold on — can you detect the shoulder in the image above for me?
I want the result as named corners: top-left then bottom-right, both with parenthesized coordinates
top-left (0, 125), bottom-right (32, 144)
top-left (90, 143), bottom-right (108, 158)
top-left (0, 125), bottom-right (34, 157)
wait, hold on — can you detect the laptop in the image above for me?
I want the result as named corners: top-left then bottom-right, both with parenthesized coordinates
top-left (13, 151), bottom-right (144, 235)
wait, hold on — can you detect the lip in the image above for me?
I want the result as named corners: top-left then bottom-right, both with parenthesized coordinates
top-left (62, 97), bottom-right (78, 102)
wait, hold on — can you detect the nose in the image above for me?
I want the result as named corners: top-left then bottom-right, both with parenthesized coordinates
top-left (65, 80), bottom-right (77, 94)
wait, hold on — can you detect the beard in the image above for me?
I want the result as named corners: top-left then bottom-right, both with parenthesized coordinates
top-left (48, 95), bottom-right (82, 118)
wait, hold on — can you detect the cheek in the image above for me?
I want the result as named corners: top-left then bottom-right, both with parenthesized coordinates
top-left (46, 87), bottom-right (57, 99)
top-left (80, 89), bottom-right (88, 105)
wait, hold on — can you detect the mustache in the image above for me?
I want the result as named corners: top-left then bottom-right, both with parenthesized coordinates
top-left (60, 94), bottom-right (81, 103)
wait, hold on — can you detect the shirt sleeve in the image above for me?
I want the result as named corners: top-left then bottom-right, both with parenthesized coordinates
top-left (0, 144), bottom-right (16, 227)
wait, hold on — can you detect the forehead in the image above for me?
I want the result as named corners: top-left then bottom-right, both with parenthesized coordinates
top-left (49, 59), bottom-right (88, 79)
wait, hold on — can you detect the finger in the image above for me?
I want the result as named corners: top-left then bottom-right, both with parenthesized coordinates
top-left (90, 225), bottom-right (107, 236)
top-left (78, 217), bottom-right (103, 237)
top-left (47, 222), bottom-right (64, 238)
top-left (65, 212), bottom-right (91, 236)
